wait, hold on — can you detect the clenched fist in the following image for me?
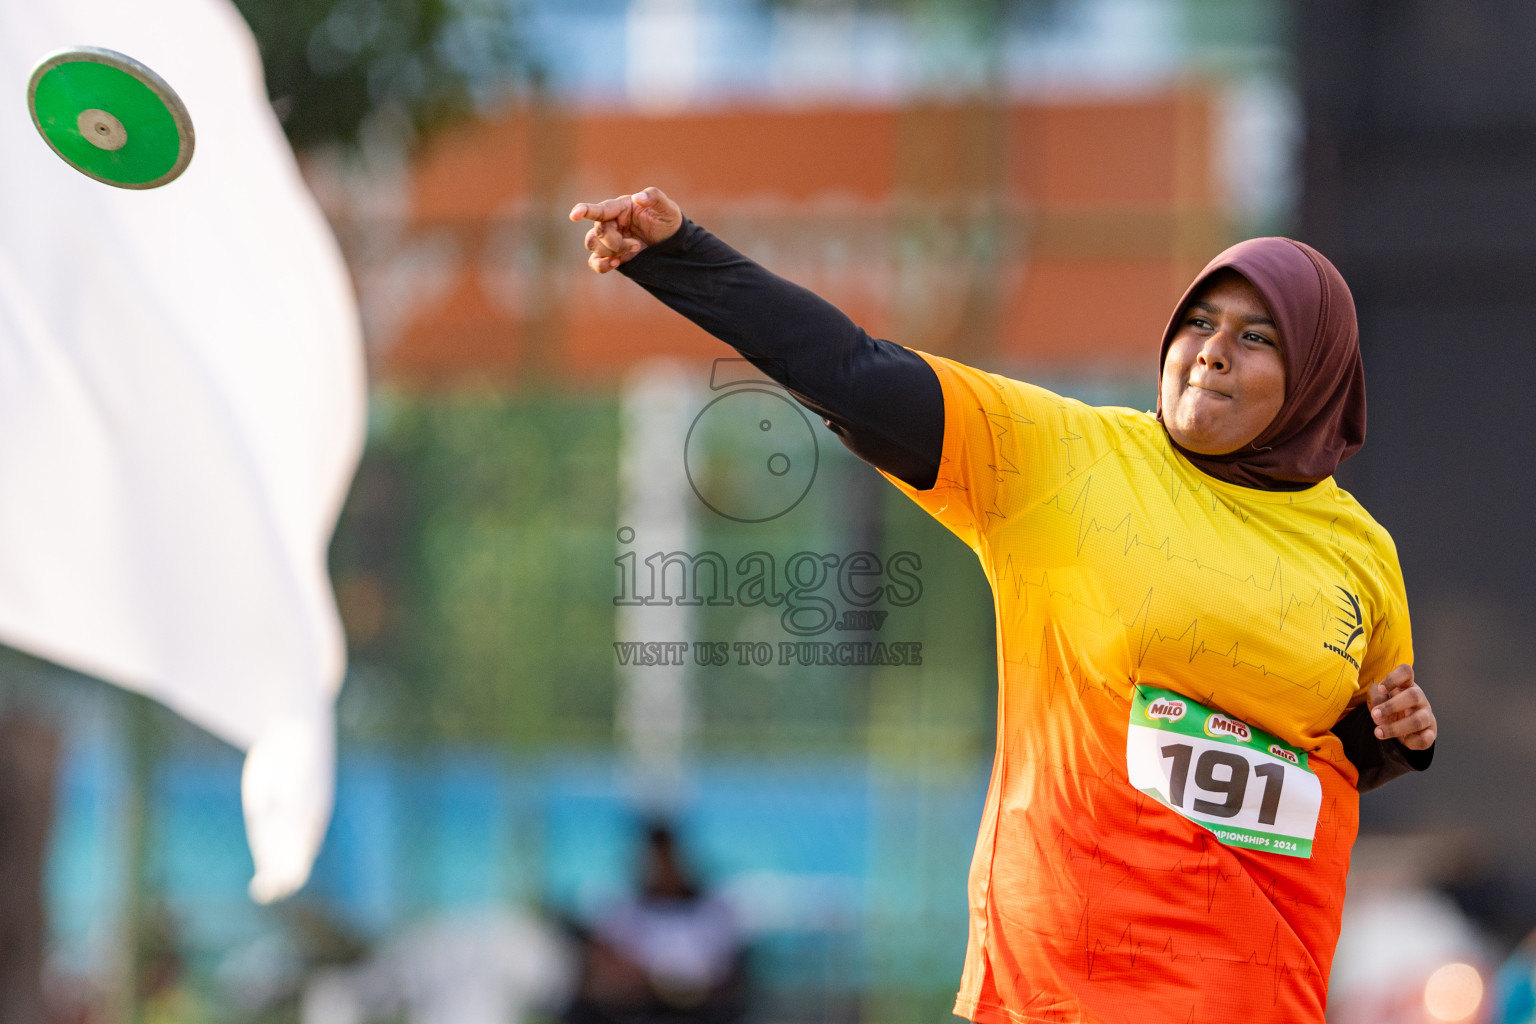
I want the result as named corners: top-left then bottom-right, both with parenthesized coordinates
top-left (1366, 664), bottom-right (1436, 750)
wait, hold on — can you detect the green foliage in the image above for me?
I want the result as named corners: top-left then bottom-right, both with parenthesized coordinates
top-left (328, 390), bottom-right (998, 761)
top-left (330, 391), bottom-right (621, 748)
top-left (231, 0), bottom-right (524, 151)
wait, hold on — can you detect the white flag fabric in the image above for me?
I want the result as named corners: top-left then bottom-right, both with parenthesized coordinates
top-left (0, 0), bottom-right (366, 901)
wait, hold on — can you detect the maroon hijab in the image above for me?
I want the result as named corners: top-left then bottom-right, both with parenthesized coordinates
top-left (1155, 237), bottom-right (1366, 490)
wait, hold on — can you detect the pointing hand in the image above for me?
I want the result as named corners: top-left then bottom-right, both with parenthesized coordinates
top-left (569, 187), bottom-right (683, 273)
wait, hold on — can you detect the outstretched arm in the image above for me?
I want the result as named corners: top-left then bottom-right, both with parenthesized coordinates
top-left (570, 189), bottom-right (943, 490)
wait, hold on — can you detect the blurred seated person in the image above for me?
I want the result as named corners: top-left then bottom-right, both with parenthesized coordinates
top-left (566, 821), bottom-right (746, 1024)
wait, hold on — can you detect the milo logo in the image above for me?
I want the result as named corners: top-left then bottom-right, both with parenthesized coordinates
top-left (1268, 744), bottom-right (1299, 765)
top-left (1146, 698), bottom-right (1187, 722)
top-left (1204, 713), bottom-right (1252, 743)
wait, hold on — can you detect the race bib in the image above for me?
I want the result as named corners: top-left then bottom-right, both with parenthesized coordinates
top-left (1126, 686), bottom-right (1323, 858)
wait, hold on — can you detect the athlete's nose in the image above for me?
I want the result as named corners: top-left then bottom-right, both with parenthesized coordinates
top-left (1197, 334), bottom-right (1231, 372)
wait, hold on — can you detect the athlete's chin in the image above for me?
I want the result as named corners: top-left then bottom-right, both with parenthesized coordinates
top-left (1165, 417), bottom-right (1247, 456)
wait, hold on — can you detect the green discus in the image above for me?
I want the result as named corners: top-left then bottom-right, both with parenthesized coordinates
top-left (26, 47), bottom-right (194, 189)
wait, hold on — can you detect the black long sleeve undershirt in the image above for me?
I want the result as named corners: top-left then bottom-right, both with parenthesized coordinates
top-left (620, 219), bottom-right (944, 490)
top-left (618, 218), bottom-right (1432, 790)
top-left (1332, 702), bottom-right (1434, 792)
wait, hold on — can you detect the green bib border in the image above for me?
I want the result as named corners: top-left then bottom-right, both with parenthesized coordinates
top-left (1135, 787), bottom-right (1314, 858)
top-left (1131, 684), bottom-right (1311, 771)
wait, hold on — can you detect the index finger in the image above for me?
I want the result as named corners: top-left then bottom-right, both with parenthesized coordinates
top-left (569, 197), bottom-right (632, 223)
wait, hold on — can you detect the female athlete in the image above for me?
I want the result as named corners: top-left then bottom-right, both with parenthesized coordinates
top-left (571, 187), bottom-right (1437, 1024)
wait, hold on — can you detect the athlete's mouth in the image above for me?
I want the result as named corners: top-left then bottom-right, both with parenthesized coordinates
top-left (1188, 382), bottom-right (1231, 398)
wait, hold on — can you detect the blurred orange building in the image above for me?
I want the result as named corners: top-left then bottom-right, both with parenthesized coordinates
top-left (333, 91), bottom-right (1230, 384)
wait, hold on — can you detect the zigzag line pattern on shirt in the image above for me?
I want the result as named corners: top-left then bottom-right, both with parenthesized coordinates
top-left (995, 560), bottom-right (1355, 706)
top-left (1022, 467), bottom-right (1363, 699)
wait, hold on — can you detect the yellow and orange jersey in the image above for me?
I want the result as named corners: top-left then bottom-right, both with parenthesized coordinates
top-left (883, 353), bottom-right (1412, 1024)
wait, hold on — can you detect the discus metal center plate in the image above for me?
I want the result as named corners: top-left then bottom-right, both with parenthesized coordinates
top-left (78, 108), bottom-right (127, 151)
